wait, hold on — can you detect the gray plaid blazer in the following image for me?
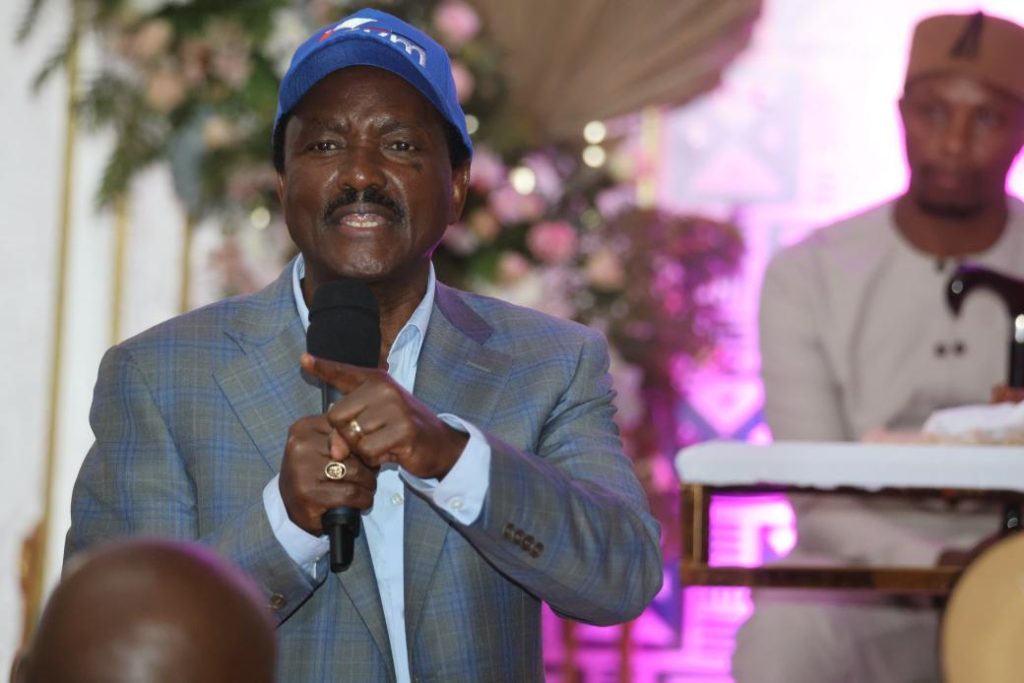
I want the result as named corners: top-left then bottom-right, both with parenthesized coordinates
top-left (67, 262), bottom-right (662, 682)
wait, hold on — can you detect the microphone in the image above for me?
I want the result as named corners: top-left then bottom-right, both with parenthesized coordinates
top-left (307, 278), bottom-right (381, 572)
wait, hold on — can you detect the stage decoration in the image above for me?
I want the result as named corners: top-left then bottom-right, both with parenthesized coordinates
top-left (22, 0), bottom-right (749, 433)
top-left (468, 0), bottom-right (762, 140)
top-left (23, 0), bottom-right (753, 678)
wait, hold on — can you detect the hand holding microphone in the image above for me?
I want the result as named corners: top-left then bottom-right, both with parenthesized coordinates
top-left (285, 278), bottom-right (469, 573)
top-left (299, 355), bottom-right (468, 482)
top-left (305, 279), bottom-right (380, 573)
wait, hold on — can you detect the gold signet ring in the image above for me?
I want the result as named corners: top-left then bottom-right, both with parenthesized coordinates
top-left (324, 461), bottom-right (347, 481)
top-left (347, 419), bottom-right (364, 438)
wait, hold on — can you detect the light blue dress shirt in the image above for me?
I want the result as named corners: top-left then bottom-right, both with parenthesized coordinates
top-left (262, 255), bottom-right (492, 683)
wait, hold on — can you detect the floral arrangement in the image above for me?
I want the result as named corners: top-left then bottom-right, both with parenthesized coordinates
top-left (24, 0), bottom-right (743, 482)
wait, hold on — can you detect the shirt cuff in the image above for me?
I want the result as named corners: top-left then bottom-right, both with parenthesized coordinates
top-left (401, 415), bottom-right (490, 525)
top-left (263, 474), bottom-right (329, 575)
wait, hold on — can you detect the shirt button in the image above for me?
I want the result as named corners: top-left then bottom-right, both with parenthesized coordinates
top-left (391, 493), bottom-right (404, 506)
top-left (448, 497), bottom-right (464, 510)
top-left (269, 593), bottom-right (287, 610)
top-left (934, 343), bottom-right (947, 357)
top-left (953, 341), bottom-right (966, 355)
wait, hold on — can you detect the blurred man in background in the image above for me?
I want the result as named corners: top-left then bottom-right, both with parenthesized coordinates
top-left (737, 12), bottom-right (1024, 683)
top-left (15, 539), bottom-right (275, 683)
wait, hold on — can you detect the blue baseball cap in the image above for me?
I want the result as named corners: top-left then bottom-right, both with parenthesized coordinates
top-left (274, 8), bottom-right (472, 162)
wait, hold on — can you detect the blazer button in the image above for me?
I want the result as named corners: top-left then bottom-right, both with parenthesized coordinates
top-left (521, 534), bottom-right (535, 551)
top-left (269, 593), bottom-right (287, 610)
top-left (513, 529), bottom-right (526, 544)
top-left (503, 523), bottom-right (516, 540)
top-left (530, 542), bottom-right (544, 558)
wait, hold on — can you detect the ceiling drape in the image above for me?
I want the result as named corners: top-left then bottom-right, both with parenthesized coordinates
top-left (467, 0), bottom-right (763, 141)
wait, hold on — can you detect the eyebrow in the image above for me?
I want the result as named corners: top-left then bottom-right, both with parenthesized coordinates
top-left (304, 116), bottom-right (426, 136)
top-left (306, 117), bottom-right (348, 135)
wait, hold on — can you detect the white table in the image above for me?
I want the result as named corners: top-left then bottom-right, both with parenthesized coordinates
top-left (676, 440), bottom-right (1024, 593)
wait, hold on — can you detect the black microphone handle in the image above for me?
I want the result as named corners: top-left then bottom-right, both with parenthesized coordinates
top-left (323, 506), bottom-right (361, 572)
top-left (321, 383), bottom-right (362, 572)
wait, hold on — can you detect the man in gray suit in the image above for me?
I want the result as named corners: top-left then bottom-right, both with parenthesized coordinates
top-left (66, 8), bottom-right (662, 682)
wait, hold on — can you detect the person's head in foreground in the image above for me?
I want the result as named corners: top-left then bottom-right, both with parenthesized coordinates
top-left (900, 12), bottom-right (1024, 221)
top-left (16, 539), bottom-right (275, 683)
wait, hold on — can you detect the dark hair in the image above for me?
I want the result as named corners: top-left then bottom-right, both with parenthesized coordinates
top-left (272, 113), bottom-right (470, 173)
top-left (272, 114), bottom-right (291, 173)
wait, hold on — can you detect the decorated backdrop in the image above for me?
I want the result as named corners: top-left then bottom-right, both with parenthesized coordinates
top-left (19, 0), bottom-right (762, 679)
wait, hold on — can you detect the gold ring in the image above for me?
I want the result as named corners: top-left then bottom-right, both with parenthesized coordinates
top-left (347, 419), bottom-right (364, 438)
top-left (324, 461), bottom-right (347, 481)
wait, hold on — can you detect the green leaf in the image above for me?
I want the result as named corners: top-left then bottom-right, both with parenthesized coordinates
top-left (16, 0), bottom-right (48, 43)
top-left (31, 31), bottom-right (74, 92)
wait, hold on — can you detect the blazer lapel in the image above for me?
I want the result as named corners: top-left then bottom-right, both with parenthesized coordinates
top-left (214, 273), bottom-right (319, 473)
top-left (214, 265), bottom-right (393, 665)
top-left (336, 531), bottom-right (395, 673)
top-left (404, 284), bottom-right (512, 638)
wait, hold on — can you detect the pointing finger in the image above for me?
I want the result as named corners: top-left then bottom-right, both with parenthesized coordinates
top-left (300, 353), bottom-right (374, 394)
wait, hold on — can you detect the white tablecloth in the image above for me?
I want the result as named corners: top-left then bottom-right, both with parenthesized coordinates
top-left (675, 440), bottom-right (1024, 492)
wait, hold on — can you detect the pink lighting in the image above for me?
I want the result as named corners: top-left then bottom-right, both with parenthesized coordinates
top-left (710, 496), bottom-right (796, 568)
top-left (539, 1), bottom-right (1024, 680)
top-left (767, 526), bottom-right (798, 557)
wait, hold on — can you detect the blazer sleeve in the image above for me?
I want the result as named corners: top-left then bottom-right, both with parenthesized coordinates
top-left (445, 329), bottom-right (663, 626)
top-left (66, 345), bottom-right (321, 624)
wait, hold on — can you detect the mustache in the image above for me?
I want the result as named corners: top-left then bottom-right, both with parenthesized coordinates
top-left (321, 186), bottom-right (405, 223)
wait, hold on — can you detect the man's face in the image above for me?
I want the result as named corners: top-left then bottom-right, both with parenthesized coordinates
top-left (277, 66), bottom-right (469, 295)
top-left (900, 74), bottom-right (1024, 218)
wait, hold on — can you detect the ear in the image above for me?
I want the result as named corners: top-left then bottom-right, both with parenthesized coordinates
top-left (9, 648), bottom-right (29, 683)
top-left (1011, 105), bottom-right (1024, 154)
top-left (448, 162), bottom-right (471, 224)
top-left (897, 96), bottom-right (909, 123)
top-left (276, 171), bottom-right (286, 208)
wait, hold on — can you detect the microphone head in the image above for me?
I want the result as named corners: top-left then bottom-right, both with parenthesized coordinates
top-left (307, 279), bottom-right (381, 368)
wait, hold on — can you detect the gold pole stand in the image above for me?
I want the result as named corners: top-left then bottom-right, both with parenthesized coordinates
top-left (26, 0), bottom-right (82, 642)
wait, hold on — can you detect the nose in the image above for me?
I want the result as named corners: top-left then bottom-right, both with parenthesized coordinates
top-left (334, 143), bottom-right (387, 191)
top-left (939, 109), bottom-right (972, 158)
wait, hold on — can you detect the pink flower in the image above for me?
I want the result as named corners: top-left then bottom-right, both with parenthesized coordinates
top-left (467, 209), bottom-right (500, 242)
top-left (206, 20), bottom-right (252, 89)
top-left (441, 223), bottom-right (479, 255)
top-left (130, 19), bottom-right (174, 61)
top-left (527, 221), bottom-right (578, 265)
top-left (212, 48), bottom-right (251, 89)
top-left (596, 186), bottom-right (633, 219)
top-left (202, 116), bottom-right (236, 149)
top-left (608, 353), bottom-right (645, 430)
top-left (585, 247), bottom-right (626, 291)
top-left (226, 166), bottom-right (277, 202)
top-left (432, 0), bottom-right (481, 48)
top-left (488, 186), bottom-right (544, 224)
top-left (524, 153), bottom-right (563, 201)
top-left (450, 60), bottom-right (475, 103)
top-left (179, 38), bottom-right (210, 87)
top-left (496, 251), bottom-right (531, 284)
top-left (469, 146), bottom-right (505, 192)
top-left (145, 69), bottom-right (187, 113)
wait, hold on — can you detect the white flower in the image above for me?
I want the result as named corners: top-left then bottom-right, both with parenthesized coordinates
top-left (266, 9), bottom-right (311, 77)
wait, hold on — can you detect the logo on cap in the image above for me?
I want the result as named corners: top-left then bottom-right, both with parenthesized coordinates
top-left (318, 17), bottom-right (428, 68)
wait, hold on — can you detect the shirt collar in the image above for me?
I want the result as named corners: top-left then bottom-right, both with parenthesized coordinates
top-left (291, 254), bottom-right (436, 344)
